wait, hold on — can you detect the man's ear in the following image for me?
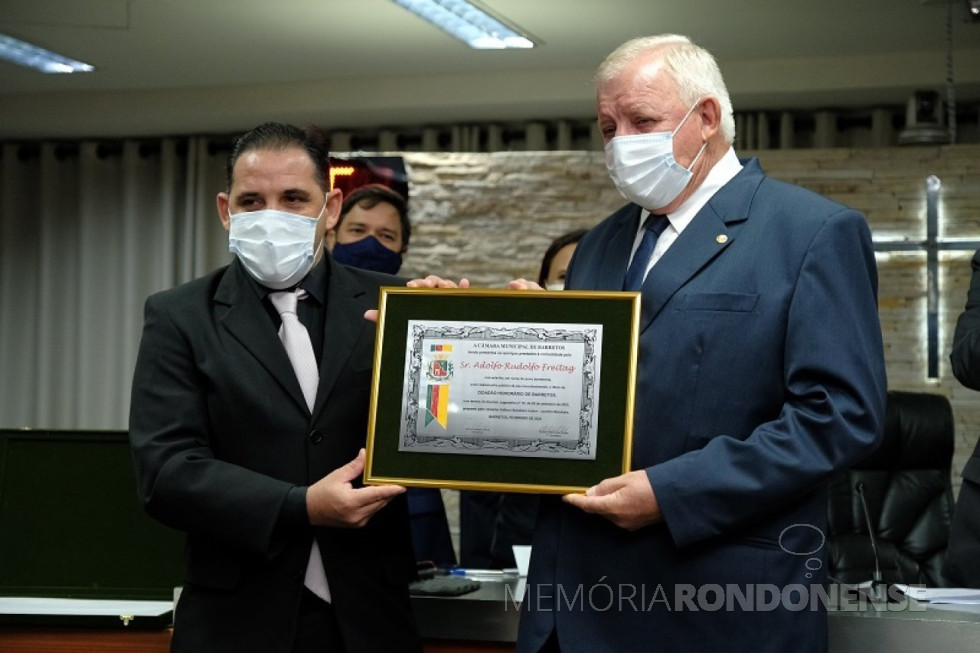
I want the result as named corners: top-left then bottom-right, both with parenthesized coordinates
top-left (698, 97), bottom-right (722, 141)
top-left (323, 188), bottom-right (343, 232)
top-left (217, 192), bottom-right (231, 231)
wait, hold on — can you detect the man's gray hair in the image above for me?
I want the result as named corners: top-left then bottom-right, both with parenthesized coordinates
top-left (596, 34), bottom-right (735, 144)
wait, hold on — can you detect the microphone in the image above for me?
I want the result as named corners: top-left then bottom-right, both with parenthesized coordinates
top-left (855, 481), bottom-right (889, 603)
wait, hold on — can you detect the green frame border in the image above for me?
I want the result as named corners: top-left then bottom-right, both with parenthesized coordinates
top-left (365, 288), bottom-right (640, 494)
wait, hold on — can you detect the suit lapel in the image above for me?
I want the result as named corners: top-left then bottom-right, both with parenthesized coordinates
top-left (638, 158), bottom-right (764, 331)
top-left (595, 204), bottom-right (642, 290)
top-left (314, 259), bottom-right (368, 419)
top-left (214, 261), bottom-right (310, 412)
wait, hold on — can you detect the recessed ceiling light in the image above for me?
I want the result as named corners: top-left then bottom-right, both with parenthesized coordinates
top-left (0, 34), bottom-right (94, 74)
top-left (391, 0), bottom-right (537, 49)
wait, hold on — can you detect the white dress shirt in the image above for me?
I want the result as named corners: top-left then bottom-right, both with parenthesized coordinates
top-left (627, 147), bottom-right (743, 282)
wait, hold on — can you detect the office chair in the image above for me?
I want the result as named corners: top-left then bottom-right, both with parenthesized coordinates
top-left (827, 390), bottom-right (955, 587)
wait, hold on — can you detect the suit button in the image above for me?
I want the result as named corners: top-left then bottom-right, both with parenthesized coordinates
top-left (309, 429), bottom-right (323, 444)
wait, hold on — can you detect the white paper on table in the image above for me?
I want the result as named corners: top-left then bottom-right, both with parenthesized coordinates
top-left (895, 584), bottom-right (980, 604)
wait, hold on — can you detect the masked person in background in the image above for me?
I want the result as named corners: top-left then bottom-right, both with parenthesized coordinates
top-left (327, 183), bottom-right (456, 569)
top-left (327, 184), bottom-right (411, 275)
top-left (129, 122), bottom-right (421, 653)
top-left (538, 229), bottom-right (587, 290)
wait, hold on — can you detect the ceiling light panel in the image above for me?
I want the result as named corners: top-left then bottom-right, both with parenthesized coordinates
top-left (391, 0), bottom-right (536, 49)
top-left (0, 34), bottom-right (94, 73)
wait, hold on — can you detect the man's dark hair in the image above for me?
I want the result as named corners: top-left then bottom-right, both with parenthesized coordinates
top-left (226, 122), bottom-right (330, 192)
top-left (338, 184), bottom-right (411, 246)
top-left (537, 228), bottom-right (588, 287)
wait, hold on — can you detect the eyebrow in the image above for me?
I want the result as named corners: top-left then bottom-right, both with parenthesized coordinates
top-left (343, 219), bottom-right (397, 231)
top-left (233, 188), bottom-right (313, 202)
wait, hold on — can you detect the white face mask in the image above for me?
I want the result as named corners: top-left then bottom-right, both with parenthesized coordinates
top-left (228, 200), bottom-right (325, 290)
top-left (545, 282), bottom-right (566, 291)
top-left (604, 102), bottom-right (706, 211)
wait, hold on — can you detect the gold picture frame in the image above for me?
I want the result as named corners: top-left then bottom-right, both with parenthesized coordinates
top-left (364, 287), bottom-right (640, 494)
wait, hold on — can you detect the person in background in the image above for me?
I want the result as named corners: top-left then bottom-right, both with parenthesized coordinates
top-left (408, 34), bottom-right (886, 652)
top-left (537, 229), bottom-right (588, 290)
top-left (327, 183), bottom-right (411, 275)
top-left (944, 247), bottom-right (980, 588)
top-left (129, 122), bottom-right (421, 653)
top-left (327, 182), bottom-right (456, 569)
top-left (460, 229), bottom-right (588, 570)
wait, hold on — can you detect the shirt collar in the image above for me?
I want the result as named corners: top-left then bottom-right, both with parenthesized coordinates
top-left (299, 257), bottom-right (328, 305)
top-left (644, 146), bottom-right (743, 235)
top-left (238, 256), bottom-right (328, 305)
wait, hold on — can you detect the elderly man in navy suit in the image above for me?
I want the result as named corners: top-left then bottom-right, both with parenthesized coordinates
top-left (413, 34), bottom-right (886, 653)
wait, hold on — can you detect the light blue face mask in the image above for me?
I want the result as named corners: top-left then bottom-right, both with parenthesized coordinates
top-left (228, 200), bottom-right (325, 289)
top-left (604, 101), bottom-right (707, 211)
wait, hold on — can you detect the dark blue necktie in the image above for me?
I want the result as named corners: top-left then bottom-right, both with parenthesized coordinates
top-left (623, 214), bottom-right (669, 291)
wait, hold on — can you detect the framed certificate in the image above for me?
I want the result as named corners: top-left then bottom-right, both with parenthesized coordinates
top-left (364, 288), bottom-right (640, 494)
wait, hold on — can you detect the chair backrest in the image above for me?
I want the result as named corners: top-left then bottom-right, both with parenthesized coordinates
top-left (827, 390), bottom-right (955, 587)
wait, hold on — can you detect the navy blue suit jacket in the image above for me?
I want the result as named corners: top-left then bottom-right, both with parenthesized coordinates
top-left (516, 158), bottom-right (886, 653)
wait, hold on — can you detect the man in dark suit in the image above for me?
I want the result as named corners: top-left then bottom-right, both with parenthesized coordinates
top-left (507, 35), bottom-right (886, 652)
top-left (129, 122), bottom-right (421, 652)
top-left (944, 248), bottom-right (980, 588)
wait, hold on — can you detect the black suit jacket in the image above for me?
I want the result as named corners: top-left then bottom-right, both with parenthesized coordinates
top-left (129, 257), bottom-right (420, 652)
top-left (946, 248), bottom-right (980, 588)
